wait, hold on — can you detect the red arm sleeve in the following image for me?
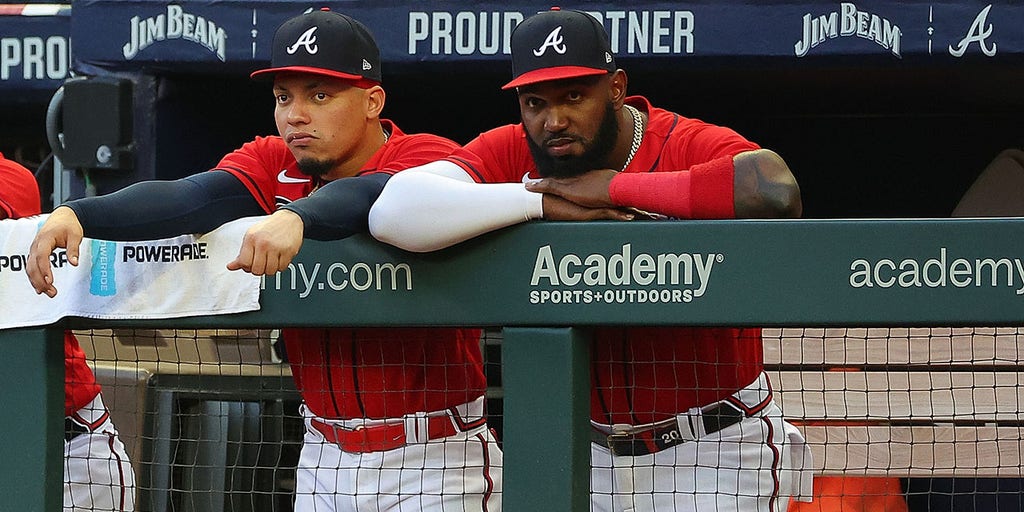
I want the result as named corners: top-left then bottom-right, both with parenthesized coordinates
top-left (610, 155), bottom-right (736, 219)
top-left (609, 121), bottom-right (758, 219)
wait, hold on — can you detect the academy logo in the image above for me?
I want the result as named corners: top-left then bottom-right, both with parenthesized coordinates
top-left (529, 243), bottom-right (722, 305)
top-left (122, 5), bottom-right (228, 61)
top-left (263, 260), bottom-right (414, 298)
top-left (849, 248), bottom-right (1024, 295)
top-left (287, 26), bottom-right (319, 55)
top-left (533, 26), bottom-right (567, 56)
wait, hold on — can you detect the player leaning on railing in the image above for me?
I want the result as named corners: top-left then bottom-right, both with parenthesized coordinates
top-left (26, 9), bottom-right (502, 512)
top-left (2, 152), bottom-right (136, 512)
top-left (369, 8), bottom-right (811, 512)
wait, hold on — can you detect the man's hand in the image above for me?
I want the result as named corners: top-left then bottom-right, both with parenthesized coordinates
top-left (27, 206), bottom-right (83, 297)
top-left (227, 209), bottom-right (304, 276)
top-left (525, 169), bottom-right (617, 208)
top-left (541, 194), bottom-right (635, 222)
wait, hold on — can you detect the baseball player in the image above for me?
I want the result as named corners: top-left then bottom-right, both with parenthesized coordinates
top-left (26, 9), bottom-right (501, 512)
top-left (1, 152), bottom-right (136, 511)
top-left (370, 8), bottom-right (812, 512)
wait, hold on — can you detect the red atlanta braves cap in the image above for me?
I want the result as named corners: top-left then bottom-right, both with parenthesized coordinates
top-left (502, 7), bottom-right (616, 90)
top-left (251, 8), bottom-right (382, 83)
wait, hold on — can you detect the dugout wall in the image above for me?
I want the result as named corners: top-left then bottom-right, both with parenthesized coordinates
top-left (3, 219), bottom-right (1024, 510)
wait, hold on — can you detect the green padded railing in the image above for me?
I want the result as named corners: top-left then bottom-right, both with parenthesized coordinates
top-left (4, 218), bottom-right (1024, 510)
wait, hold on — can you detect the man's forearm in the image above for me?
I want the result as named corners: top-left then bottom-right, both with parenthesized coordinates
top-left (67, 171), bottom-right (264, 240)
top-left (281, 173), bottom-right (391, 241)
top-left (369, 162), bottom-right (543, 252)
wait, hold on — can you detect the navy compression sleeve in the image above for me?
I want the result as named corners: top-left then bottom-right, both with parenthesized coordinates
top-left (280, 173), bottom-right (391, 241)
top-left (66, 171), bottom-right (265, 241)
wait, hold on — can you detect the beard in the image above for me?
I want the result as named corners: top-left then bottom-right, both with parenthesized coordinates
top-left (295, 158), bottom-right (338, 178)
top-left (526, 101), bottom-right (620, 178)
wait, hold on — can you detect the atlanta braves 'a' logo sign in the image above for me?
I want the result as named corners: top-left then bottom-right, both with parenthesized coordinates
top-left (533, 26), bottom-right (567, 56)
top-left (287, 26), bottom-right (319, 55)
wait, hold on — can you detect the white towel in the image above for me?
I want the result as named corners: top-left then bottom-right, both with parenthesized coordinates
top-left (0, 215), bottom-right (262, 329)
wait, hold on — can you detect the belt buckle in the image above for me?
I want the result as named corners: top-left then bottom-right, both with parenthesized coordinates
top-left (607, 423), bottom-right (635, 441)
top-left (604, 424), bottom-right (640, 457)
top-left (609, 423), bottom-right (634, 435)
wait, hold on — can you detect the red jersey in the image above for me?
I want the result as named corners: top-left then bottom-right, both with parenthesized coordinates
top-left (215, 120), bottom-right (486, 419)
top-left (0, 153), bottom-right (101, 416)
top-left (448, 97), bottom-right (763, 424)
top-left (0, 152), bottom-right (41, 219)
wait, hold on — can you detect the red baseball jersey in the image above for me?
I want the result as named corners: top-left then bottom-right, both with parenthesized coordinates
top-left (447, 97), bottom-right (764, 424)
top-left (0, 152), bottom-right (41, 219)
top-left (0, 153), bottom-right (101, 416)
top-left (215, 120), bottom-right (486, 419)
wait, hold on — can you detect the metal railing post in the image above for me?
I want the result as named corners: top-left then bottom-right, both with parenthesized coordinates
top-left (0, 327), bottom-right (64, 510)
top-left (502, 327), bottom-right (591, 511)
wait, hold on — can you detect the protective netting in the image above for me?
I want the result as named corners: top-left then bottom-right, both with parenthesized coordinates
top-left (71, 327), bottom-right (1022, 511)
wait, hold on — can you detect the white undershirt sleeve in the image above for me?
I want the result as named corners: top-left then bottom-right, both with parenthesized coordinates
top-left (368, 160), bottom-right (544, 252)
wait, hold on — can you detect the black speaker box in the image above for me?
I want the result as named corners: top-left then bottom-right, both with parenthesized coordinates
top-left (61, 76), bottom-right (133, 170)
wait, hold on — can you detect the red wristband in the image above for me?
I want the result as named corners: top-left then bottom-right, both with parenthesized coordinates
top-left (689, 155), bottom-right (736, 219)
top-left (609, 170), bottom-right (692, 218)
top-left (608, 155), bottom-right (735, 219)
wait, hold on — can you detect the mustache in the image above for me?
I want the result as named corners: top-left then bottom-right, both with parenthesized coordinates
top-left (540, 133), bottom-right (581, 147)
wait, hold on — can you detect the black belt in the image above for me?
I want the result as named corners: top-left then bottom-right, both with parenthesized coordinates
top-left (591, 401), bottom-right (747, 456)
top-left (65, 417), bottom-right (90, 442)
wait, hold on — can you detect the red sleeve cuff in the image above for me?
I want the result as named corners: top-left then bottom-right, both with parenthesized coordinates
top-left (608, 155), bottom-right (735, 219)
top-left (689, 155), bottom-right (736, 219)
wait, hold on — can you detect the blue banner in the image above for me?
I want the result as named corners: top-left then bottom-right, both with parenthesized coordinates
top-left (0, 7), bottom-right (71, 95)
top-left (67, 1), bottom-right (1022, 76)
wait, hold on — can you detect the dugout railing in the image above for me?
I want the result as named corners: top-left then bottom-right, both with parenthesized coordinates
top-left (3, 219), bottom-right (1024, 511)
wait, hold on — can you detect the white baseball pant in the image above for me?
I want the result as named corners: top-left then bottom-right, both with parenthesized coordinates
top-left (63, 393), bottom-right (136, 512)
top-left (294, 399), bottom-right (503, 512)
top-left (591, 372), bottom-right (813, 512)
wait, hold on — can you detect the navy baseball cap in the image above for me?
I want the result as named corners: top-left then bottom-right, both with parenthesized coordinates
top-left (503, 7), bottom-right (615, 90)
top-left (251, 8), bottom-right (382, 84)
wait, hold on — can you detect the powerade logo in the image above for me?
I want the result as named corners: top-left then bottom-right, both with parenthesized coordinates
top-left (89, 240), bottom-right (117, 297)
top-left (529, 243), bottom-right (722, 304)
top-left (849, 247), bottom-right (1024, 295)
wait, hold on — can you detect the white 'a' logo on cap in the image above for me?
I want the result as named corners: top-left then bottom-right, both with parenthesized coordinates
top-left (287, 26), bottom-right (319, 55)
top-left (533, 26), bottom-right (567, 56)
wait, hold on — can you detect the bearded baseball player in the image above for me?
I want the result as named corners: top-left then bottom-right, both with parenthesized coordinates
top-left (26, 9), bottom-right (501, 511)
top-left (371, 7), bottom-right (813, 512)
top-left (2, 152), bottom-right (136, 512)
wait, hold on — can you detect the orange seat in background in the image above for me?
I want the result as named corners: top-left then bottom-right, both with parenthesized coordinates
top-left (789, 476), bottom-right (908, 512)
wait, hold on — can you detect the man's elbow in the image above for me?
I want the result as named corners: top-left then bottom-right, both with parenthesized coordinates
top-left (366, 203), bottom-right (446, 253)
top-left (736, 149), bottom-right (803, 219)
top-left (368, 203), bottom-right (416, 252)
